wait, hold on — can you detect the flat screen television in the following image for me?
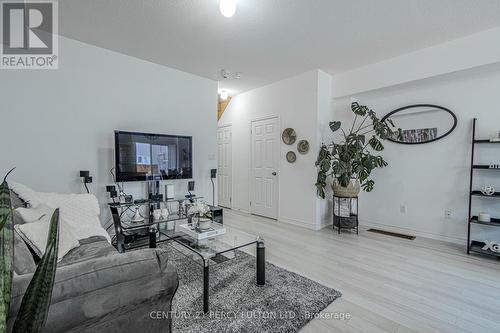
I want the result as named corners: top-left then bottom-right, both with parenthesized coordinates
top-left (114, 130), bottom-right (193, 182)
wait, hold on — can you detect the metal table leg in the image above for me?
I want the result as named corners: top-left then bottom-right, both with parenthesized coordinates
top-left (203, 261), bottom-right (209, 313)
top-left (256, 238), bottom-right (265, 286)
top-left (149, 226), bottom-right (157, 248)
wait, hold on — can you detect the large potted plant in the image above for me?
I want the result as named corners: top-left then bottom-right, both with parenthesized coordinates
top-left (316, 102), bottom-right (400, 198)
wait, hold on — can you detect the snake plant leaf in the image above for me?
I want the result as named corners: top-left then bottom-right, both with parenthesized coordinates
top-left (12, 209), bottom-right (60, 333)
top-left (0, 184), bottom-right (13, 333)
top-left (0, 168), bottom-right (15, 333)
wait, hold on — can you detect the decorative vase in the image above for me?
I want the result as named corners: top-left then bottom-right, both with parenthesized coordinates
top-left (161, 208), bottom-right (170, 220)
top-left (332, 179), bottom-right (361, 197)
top-left (166, 221), bottom-right (176, 231)
top-left (198, 216), bottom-right (212, 230)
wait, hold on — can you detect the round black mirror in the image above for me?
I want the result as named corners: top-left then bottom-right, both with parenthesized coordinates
top-left (381, 104), bottom-right (457, 144)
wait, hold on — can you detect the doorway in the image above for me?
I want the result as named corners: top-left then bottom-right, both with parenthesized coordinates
top-left (250, 116), bottom-right (279, 219)
top-left (217, 125), bottom-right (232, 208)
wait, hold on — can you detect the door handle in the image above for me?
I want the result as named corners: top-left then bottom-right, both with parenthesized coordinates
top-left (272, 172), bottom-right (277, 176)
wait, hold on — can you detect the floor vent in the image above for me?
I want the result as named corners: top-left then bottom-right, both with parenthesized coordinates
top-left (367, 228), bottom-right (416, 240)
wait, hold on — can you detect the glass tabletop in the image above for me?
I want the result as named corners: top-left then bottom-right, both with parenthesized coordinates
top-left (158, 221), bottom-right (259, 264)
top-left (108, 196), bottom-right (204, 208)
top-left (120, 212), bottom-right (188, 230)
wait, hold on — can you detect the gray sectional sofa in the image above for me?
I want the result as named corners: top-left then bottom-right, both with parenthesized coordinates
top-left (8, 192), bottom-right (179, 333)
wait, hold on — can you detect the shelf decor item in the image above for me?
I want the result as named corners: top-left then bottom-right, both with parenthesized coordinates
top-left (481, 240), bottom-right (500, 253)
top-left (297, 140), bottom-right (309, 154)
top-left (481, 185), bottom-right (495, 196)
top-left (316, 102), bottom-right (400, 198)
top-left (161, 208), bottom-right (170, 220)
top-left (286, 151), bottom-right (296, 163)
top-left (478, 213), bottom-right (491, 223)
top-left (282, 128), bottom-right (297, 145)
top-left (131, 207), bottom-right (144, 223)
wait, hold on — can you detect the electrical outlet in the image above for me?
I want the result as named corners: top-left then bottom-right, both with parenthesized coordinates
top-left (445, 209), bottom-right (452, 219)
top-left (400, 204), bottom-right (407, 214)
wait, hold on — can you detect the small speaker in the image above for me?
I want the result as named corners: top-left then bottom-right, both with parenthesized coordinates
top-left (211, 169), bottom-right (217, 178)
top-left (188, 181), bottom-right (195, 192)
top-left (106, 185), bottom-right (116, 192)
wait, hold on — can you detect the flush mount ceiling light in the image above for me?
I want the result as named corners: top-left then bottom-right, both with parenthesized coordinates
top-left (219, 0), bottom-right (237, 18)
top-left (219, 90), bottom-right (229, 100)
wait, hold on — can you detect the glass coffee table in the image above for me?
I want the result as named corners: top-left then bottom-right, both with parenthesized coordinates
top-left (158, 222), bottom-right (265, 313)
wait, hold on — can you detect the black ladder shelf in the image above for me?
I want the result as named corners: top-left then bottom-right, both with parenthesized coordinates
top-left (467, 118), bottom-right (500, 258)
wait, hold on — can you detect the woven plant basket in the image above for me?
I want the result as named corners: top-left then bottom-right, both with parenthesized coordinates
top-left (332, 179), bottom-right (361, 197)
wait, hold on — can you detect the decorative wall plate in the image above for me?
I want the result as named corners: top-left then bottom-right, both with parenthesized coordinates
top-left (286, 151), bottom-right (296, 163)
top-left (282, 128), bottom-right (297, 145)
top-left (297, 140), bottom-right (309, 154)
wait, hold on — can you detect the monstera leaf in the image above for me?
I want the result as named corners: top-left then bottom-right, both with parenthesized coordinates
top-left (351, 102), bottom-right (368, 116)
top-left (12, 209), bottom-right (60, 333)
top-left (0, 168), bottom-right (15, 333)
top-left (329, 121), bottom-right (341, 132)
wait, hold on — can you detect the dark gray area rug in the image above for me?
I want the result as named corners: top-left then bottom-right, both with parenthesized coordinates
top-left (158, 244), bottom-right (341, 333)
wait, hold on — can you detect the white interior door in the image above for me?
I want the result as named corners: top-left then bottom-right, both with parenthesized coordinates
top-left (251, 117), bottom-right (279, 219)
top-left (217, 125), bottom-right (232, 208)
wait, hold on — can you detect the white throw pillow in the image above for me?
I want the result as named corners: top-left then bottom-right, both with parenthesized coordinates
top-left (10, 182), bottom-right (111, 243)
top-left (9, 182), bottom-right (41, 207)
top-left (14, 204), bottom-right (80, 262)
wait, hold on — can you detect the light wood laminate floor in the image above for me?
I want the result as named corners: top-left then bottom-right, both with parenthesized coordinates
top-left (223, 209), bottom-right (500, 333)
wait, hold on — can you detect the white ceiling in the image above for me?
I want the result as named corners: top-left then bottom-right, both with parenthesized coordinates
top-left (59, 0), bottom-right (500, 95)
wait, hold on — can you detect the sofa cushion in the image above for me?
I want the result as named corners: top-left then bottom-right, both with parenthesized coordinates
top-left (59, 236), bottom-right (116, 267)
top-left (13, 231), bottom-right (36, 275)
top-left (14, 205), bottom-right (81, 262)
top-left (9, 248), bottom-right (178, 333)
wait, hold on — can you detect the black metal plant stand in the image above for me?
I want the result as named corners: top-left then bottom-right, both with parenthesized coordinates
top-left (333, 195), bottom-right (359, 234)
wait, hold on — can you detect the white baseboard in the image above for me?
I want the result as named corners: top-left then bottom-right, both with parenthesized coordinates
top-left (278, 216), bottom-right (318, 230)
top-left (231, 207), bottom-right (250, 214)
top-left (360, 219), bottom-right (466, 244)
top-left (318, 221), bottom-right (333, 230)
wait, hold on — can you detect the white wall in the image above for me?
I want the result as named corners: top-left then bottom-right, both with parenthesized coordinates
top-left (332, 26), bottom-right (500, 98)
top-left (0, 37), bottom-right (218, 225)
top-left (333, 64), bottom-right (500, 244)
top-left (219, 70), bottom-right (331, 229)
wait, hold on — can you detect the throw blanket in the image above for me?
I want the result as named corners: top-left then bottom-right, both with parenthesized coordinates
top-left (10, 182), bottom-right (111, 243)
